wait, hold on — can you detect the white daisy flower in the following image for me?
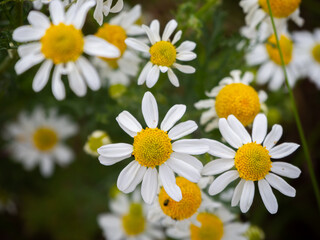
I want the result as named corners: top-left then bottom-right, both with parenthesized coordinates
top-left (32, 0), bottom-right (72, 10)
top-left (125, 19), bottom-right (197, 88)
top-left (148, 176), bottom-right (221, 231)
top-left (246, 32), bottom-right (301, 91)
top-left (202, 113), bottom-right (301, 214)
top-left (13, 0), bottom-right (120, 100)
top-left (92, 5), bottom-right (144, 87)
top-left (293, 29), bottom-right (320, 89)
top-left (92, 0), bottom-right (124, 26)
top-left (97, 91), bottom-right (208, 204)
top-left (166, 205), bottom-right (249, 240)
top-left (194, 70), bottom-right (267, 132)
top-left (3, 107), bottom-right (78, 177)
top-left (98, 189), bottom-right (164, 240)
top-left (239, 0), bottom-right (303, 40)
top-left (84, 130), bottom-right (111, 157)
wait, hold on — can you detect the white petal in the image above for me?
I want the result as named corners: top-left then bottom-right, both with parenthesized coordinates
top-left (122, 165), bottom-right (146, 193)
top-left (76, 57), bottom-right (101, 91)
top-left (194, 99), bottom-right (214, 109)
top-left (32, 60), bottom-right (53, 92)
top-left (265, 173), bottom-right (296, 197)
top-left (227, 115), bottom-right (251, 144)
top-left (137, 62), bottom-right (153, 85)
top-left (173, 63), bottom-right (195, 74)
top-left (49, 0), bottom-right (65, 25)
top-left (176, 52), bottom-right (197, 61)
top-left (110, 0), bottom-right (123, 12)
top-left (117, 161), bottom-right (141, 191)
top-left (240, 180), bottom-right (255, 213)
top-left (84, 35), bottom-right (120, 58)
top-left (15, 53), bottom-right (44, 75)
top-left (160, 105), bottom-right (186, 131)
top-left (54, 144), bottom-right (73, 166)
top-left (162, 19), bottom-right (178, 41)
top-left (176, 41), bottom-right (196, 52)
top-left (40, 156), bottom-right (54, 177)
top-left (202, 138), bottom-right (236, 158)
top-left (142, 25), bottom-right (157, 45)
top-left (159, 164), bottom-right (182, 202)
top-left (68, 64), bottom-right (87, 97)
top-left (116, 111), bottom-right (142, 133)
top-left (168, 120), bottom-right (197, 140)
top-left (17, 42), bottom-right (41, 57)
top-left (170, 152), bottom-right (203, 171)
top-left (97, 143), bottom-right (133, 158)
top-left (271, 162), bottom-right (301, 179)
top-left (98, 155), bottom-right (128, 166)
top-left (231, 179), bottom-right (246, 206)
top-left (167, 68), bottom-right (179, 87)
top-left (258, 179), bottom-right (278, 214)
top-left (28, 11), bottom-right (50, 29)
top-left (252, 113), bottom-right (268, 144)
top-left (166, 157), bottom-right (201, 183)
top-left (93, 0), bottom-right (103, 25)
top-left (172, 30), bottom-right (182, 45)
top-left (208, 170), bottom-right (239, 195)
top-left (71, 0), bottom-right (95, 29)
top-left (142, 91), bottom-right (159, 128)
top-left (146, 65), bottom-right (160, 88)
top-left (202, 159), bottom-right (234, 176)
top-left (150, 20), bottom-right (161, 42)
top-left (218, 118), bottom-right (243, 149)
top-left (263, 124), bottom-right (283, 150)
top-left (159, 66), bottom-right (168, 73)
top-left (141, 168), bottom-right (158, 204)
top-left (269, 143), bottom-right (300, 159)
top-left (125, 38), bottom-right (150, 53)
top-left (116, 118), bottom-right (137, 138)
top-left (51, 64), bottom-right (65, 100)
top-left (172, 139), bottom-right (209, 155)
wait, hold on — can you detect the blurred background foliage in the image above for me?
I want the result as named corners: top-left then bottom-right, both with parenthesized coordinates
top-left (0, 0), bottom-right (319, 239)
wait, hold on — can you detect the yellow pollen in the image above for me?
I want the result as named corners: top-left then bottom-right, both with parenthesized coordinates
top-left (33, 127), bottom-right (58, 151)
top-left (215, 83), bottom-right (260, 126)
top-left (235, 142), bottom-right (272, 181)
top-left (258, 0), bottom-right (301, 18)
top-left (150, 41), bottom-right (176, 67)
top-left (133, 128), bottom-right (172, 168)
top-left (95, 24), bottom-right (127, 67)
top-left (312, 44), bottom-right (320, 63)
top-left (265, 34), bottom-right (293, 65)
top-left (159, 177), bottom-right (201, 221)
top-left (122, 203), bottom-right (145, 236)
top-left (41, 23), bottom-right (84, 64)
top-left (190, 212), bottom-right (224, 240)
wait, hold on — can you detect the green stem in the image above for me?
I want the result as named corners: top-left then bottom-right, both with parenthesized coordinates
top-left (266, 0), bottom-right (320, 212)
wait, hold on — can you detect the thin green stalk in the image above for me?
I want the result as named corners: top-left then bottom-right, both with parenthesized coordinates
top-left (266, 0), bottom-right (320, 212)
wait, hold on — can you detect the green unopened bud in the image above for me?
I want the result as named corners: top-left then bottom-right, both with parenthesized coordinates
top-left (244, 225), bottom-right (265, 240)
top-left (109, 84), bottom-right (127, 99)
top-left (84, 130), bottom-right (111, 157)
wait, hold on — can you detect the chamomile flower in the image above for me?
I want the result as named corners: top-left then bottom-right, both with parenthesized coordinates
top-left (3, 107), bottom-right (77, 177)
top-left (98, 189), bottom-right (164, 240)
top-left (293, 29), bottom-right (320, 88)
top-left (13, 0), bottom-right (120, 100)
top-left (84, 130), bottom-right (111, 157)
top-left (246, 33), bottom-right (301, 90)
top-left (125, 19), bottom-right (197, 88)
top-left (97, 91), bottom-right (208, 204)
top-left (202, 113), bottom-right (301, 214)
top-left (148, 177), bottom-right (221, 231)
top-left (240, 0), bottom-right (303, 38)
top-left (166, 205), bottom-right (249, 240)
top-left (92, 0), bottom-right (124, 26)
top-left (194, 70), bottom-right (267, 132)
top-left (92, 5), bottom-right (143, 86)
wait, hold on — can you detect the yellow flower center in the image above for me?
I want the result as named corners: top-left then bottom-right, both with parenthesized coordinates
top-left (215, 83), bottom-right (260, 126)
top-left (235, 142), bottom-right (272, 181)
top-left (312, 44), bottom-right (320, 63)
top-left (265, 34), bottom-right (293, 65)
top-left (41, 23), bottom-right (84, 64)
top-left (95, 24), bottom-right (127, 67)
top-left (190, 212), bottom-right (224, 240)
top-left (133, 128), bottom-right (172, 168)
top-left (33, 127), bottom-right (58, 151)
top-left (258, 0), bottom-right (301, 18)
top-left (150, 41), bottom-right (176, 67)
top-left (122, 203), bottom-right (145, 236)
top-left (158, 177), bottom-right (201, 221)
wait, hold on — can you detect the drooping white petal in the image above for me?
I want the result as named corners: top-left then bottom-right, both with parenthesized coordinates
top-left (166, 157), bottom-right (201, 183)
top-left (116, 111), bottom-right (142, 133)
top-left (159, 164), bottom-right (182, 202)
top-left (227, 115), bottom-right (251, 144)
top-left (51, 64), bottom-right (66, 100)
top-left (160, 104), bottom-right (186, 132)
top-left (252, 113), bottom-right (268, 144)
top-left (117, 161), bottom-right (141, 192)
top-left (162, 19), bottom-right (178, 41)
top-left (122, 165), bottom-right (146, 193)
top-left (173, 63), bottom-right (195, 74)
top-left (142, 91), bottom-right (159, 128)
top-left (159, 66), bottom-right (168, 73)
top-left (97, 143), bottom-right (133, 158)
top-left (168, 120), bottom-right (198, 140)
top-left (49, 0), bottom-right (65, 25)
top-left (28, 11), bottom-right (50, 29)
top-left (202, 159), bottom-right (235, 176)
top-left (125, 38), bottom-right (150, 53)
top-left (110, 0), bottom-right (124, 12)
top-left (137, 62), bottom-right (153, 85)
top-left (32, 60), bottom-right (53, 92)
top-left (68, 63), bottom-right (87, 97)
top-left (15, 53), bottom-right (44, 75)
top-left (93, 0), bottom-right (103, 25)
top-left (263, 124), bottom-right (283, 150)
top-left (269, 143), bottom-right (300, 159)
top-left (218, 118), bottom-right (243, 149)
top-left (208, 170), bottom-right (239, 195)
top-left (167, 68), bottom-right (180, 87)
top-left (240, 180), bottom-right (255, 213)
top-left (258, 179), bottom-right (278, 214)
top-left (141, 168), bottom-right (158, 204)
top-left (76, 56), bottom-right (101, 90)
top-left (202, 138), bottom-right (236, 158)
top-left (40, 156), bottom-right (54, 178)
top-left (231, 179), bottom-right (246, 206)
top-left (71, 0), bottom-right (95, 29)
top-left (84, 35), bottom-right (120, 58)
top-left (170, 152), bottom-right (203, 171)
top-left (146, 65), bottom-right (160, 88)
top-left (265, 173), bottom-right (296, 197)
top-left (172, 139), bottom-right (209, 155)
top-left (271, 162), bottom-right (301, 179)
